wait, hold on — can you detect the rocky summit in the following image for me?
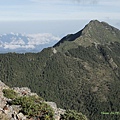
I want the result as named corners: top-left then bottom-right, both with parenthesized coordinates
top-left (0, 81), bottom-right (66, 120)
top-left (0, 20), bottom-right (120, 120)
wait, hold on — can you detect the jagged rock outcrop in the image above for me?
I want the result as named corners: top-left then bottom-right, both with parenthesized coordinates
top-left (0, 80), bottom-right (65, 120)
top-left (46, 102), bottom-right (65, 120)
top-left (13, 87), bottom-right (38, 97)
top-left (0, 80), bottom-right (9, 108)
top-left (0, 81), bottom-right (28, 120)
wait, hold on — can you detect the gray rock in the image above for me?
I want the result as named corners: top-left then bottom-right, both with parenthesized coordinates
top-left (17, 112), bottom-right (26, 120)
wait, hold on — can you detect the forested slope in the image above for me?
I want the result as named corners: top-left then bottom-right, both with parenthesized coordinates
top-left (0, 20), bottom-right (120, 120)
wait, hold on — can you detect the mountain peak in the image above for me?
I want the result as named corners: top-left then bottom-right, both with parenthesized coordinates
top-left (54, 20), bottom-right (120, 51)
top-left (88, 19), bottom-right (101, 25)
top-left (81, 20), bottom-right (120, 44)
top-left (84, 20), bottom-right (104, 29)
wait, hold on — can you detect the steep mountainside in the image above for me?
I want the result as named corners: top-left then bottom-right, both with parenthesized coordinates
top-left (54, 20), bottom-right (120, 52)
top-left (0, 20), bottom-right (120, 120)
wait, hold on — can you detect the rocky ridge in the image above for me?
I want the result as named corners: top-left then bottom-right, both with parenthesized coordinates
top-left (0, 80), bottom-right (65, 120)
top-left (54, 20), bottom-right (120, 52)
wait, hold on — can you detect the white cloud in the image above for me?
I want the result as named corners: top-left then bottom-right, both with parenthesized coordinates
top-left (71, 0), bottom-right (99, 4)
top-left (30, 0), bottom-right (40, 2)
top-left (3, 44), bottom-right (35, 50)
top-left (0, 41), bottom-right (3, 47)
top-left (4, 44), bottom-right (21, 49)
top-left (27, 33), bottom-right (60, 45)
top-left (30, 0), bottom-right (99, 4)
top-left (10, 37), bottom-right (25, 45)
top-left (0, 33), bottom-right (60, 50)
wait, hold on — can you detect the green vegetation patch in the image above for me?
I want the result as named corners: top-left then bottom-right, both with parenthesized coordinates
top-left (3, 88), bottom-right (18, 99)
top-left (60, 110), bottom-right (88, 120)
top-left (10, 96), bottom-right (54, 119)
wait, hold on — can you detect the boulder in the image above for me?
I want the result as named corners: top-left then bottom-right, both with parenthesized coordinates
top-left (17, 112), bottom-right (26, 120)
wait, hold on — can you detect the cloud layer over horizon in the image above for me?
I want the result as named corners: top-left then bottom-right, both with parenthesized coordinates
top-left (0, 33), bottom-right (60, 52)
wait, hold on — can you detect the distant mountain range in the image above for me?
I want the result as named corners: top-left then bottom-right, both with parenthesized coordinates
top-left (1, 20), bottom-right (120, 120)
top-left (0, 33), bottom-right (60, 53)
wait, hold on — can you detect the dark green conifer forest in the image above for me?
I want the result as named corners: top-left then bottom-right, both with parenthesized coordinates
top-left (0, 20), bottom-right (120, 120)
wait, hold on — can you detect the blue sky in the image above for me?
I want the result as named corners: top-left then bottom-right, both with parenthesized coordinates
top-left (0, 0), bottom-right (120, 52)
top-left (0, 0), bottom-right (120, 35)
top-left (0, 0), bottom-right (120, 21)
